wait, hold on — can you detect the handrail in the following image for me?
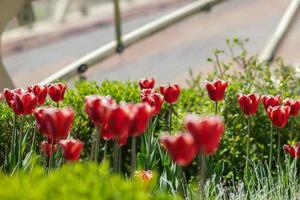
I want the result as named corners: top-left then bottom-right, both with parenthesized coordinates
top-left (39, 0), bottom-right (225, 85)
top-left (259, 0), bottom-right (300, 63)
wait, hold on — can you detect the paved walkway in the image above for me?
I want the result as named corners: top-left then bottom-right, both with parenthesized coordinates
top-left (86, 0), bottom-right (290, 86)
top-left (2, 0), bottom-right (192, 87)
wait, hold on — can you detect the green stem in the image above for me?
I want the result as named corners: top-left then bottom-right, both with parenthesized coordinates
top-left (56, 102), bottom-right (59, 108)
top-left (131, 137), bottom-right (137, 176)
top-left (118, 148), bottom-right (122, 173)
top-left (18, 115), bottom-right (25, 169)
top-left (10, 114), bottom-right (17, 167)
top-left (245, 116), bottom-right (251, 181)
top-left (49, 135), bottom-right (55, 171)
top-left (113, 142), bottom-right (119, 173)
top-left (94, 126), bottom-right (101, 163)
top-left (198, 155), bottom-right (206, 199)
top-left (176, 166), bottom-right (184, 198)
top-left (290, 119), bottom-right (294, 141)
top-left (103, 140), bottom-right (108, 162)
top-left (268, 124), bottom-right (273, 171)
top-left (146, 117), bottom-right (153, 169)
top-left (169, 104), bottom-right (172, 133)
top-left (215, 101), bottom-right (218, 115)
top-left (30, 124), bottom-right (37, 151)
top-left (277, 128), bottom-right (281, 163)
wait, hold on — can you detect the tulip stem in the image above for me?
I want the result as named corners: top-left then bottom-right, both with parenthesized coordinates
top-left (277, 128), bottom-right (281, 163)
top-left (290, 119), bottom-right (294, 141)
top-left (268, 123), bottom-right (273, 171)
top-left (10, 114), bottom-right (17, 168)
top-left (94, 126), bottom-right (101, 163)
top-left (176, 165), bottom-right (184, 198)
top-left (103, 140), bottom-right (108, 162)
top-left (198, 155), bottom-right (206, 200)
top-left (56, 102), bottom-right (59, 108)
top-left (17, 115), bottom-right (25, 169)
top-left (118, 148), bottom-right (122, 173)
top-left (215, 101), bottom-right (218, 115)
top-left (113, 142), bottom-right (119, 173)
top-left (169, 104), bottom-right (172, 133)
top-left (146, 117), bottom-right (153, 169)
top-left (30, 123), bottom-right (37, 151)
top-left (49, 136), bottom-right (55, 171)
top-left (245, 116), bottom-right (251, 182)
top-left (131, 137), bottom-right (137, 176)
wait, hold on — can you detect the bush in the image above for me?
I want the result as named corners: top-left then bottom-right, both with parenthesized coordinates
top-left (0, 162), bottom-right (175, 200)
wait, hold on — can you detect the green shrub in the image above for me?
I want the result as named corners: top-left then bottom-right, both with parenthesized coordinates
top-left (0, 162), bottom-right (176, 200)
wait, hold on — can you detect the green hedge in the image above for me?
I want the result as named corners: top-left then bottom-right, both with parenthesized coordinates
top-left (0, 162), bottom-right (175, 200)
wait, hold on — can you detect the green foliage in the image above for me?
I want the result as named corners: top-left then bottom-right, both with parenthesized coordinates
top-left (0, 162), bottom-right (175, 200)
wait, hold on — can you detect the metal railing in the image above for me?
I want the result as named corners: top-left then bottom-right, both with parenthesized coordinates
top-left (39, 0), bottom-right (224, 85)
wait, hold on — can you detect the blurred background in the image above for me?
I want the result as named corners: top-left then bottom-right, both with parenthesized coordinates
top-left (1, 0), bottom-right (300, 88)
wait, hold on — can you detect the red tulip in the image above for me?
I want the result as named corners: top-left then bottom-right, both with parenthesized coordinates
top-left (41, 141), bottom-right (57, 157)
top-left (101, 123), bottom-right (113, 140)
top-left (142, 92), bottom-right (164, 115)
top-left (106, 103), bottom-right (134, 142)
top-left (139, 78), bottom-right (155, 89)
top-left (85, 95), bottom-right (116, 126)
top-left (47, 83), bottom-right (67, 102)
top-left (237, 93), bottom-right (260, 116)
top-left (129, 103), bottom-right (153, 137)
top-left (205, 80), bottom-right (228, 102)
top-left (160, 133), bottom-right (197, 166)
top-left (11, 92), bottom-right (38, 115)
top-left (60, 139), bottom-right (83, 162)
top-left (34, 107), bottom-right (74, 140)
top-left (267, 106), bottom-right (290, 128)
top-left (184, 115), bottom-right (224, 155)
top-left (140, 89), bottom-right (155, 99)
top-left (284, 99), bottom-right (300, 117)
top-left (160, 84), bottom-right (180, 104)
top-left (283, 143), bottom-right (300, 158)
top-left (3, 88), bottom-right (22, 107)
top-left (28, 85), bottom-right (47, 106)
top-left (261, 95), bottom-right (282, 110)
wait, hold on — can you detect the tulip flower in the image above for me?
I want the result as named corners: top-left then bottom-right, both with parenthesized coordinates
top-left (205, 80), bottom-right (228, 102)
top-left (267, 105), bottom-right (291, 164)
top-left (41, 141), bottom-right (57, 157)
top-left (3, 88), bottom-right (23, 108)
top-left (60, 139), bottom-right (84, 162)
top-left (283, 143), bottom-right (300, 158)
top-left (106, 103), bottom-right (134, 141)
top-left (261, 95), bottom-right (282, 110)
top-left (267, 106), bottom-right (290, 128)
top-left (139, 78), bottom-right (155, 89)
top-left (27, 85), bottom-right (47, 106)
top-left (135, 170), bottom-right (153, 182)
top-left (184, 115), bottom-right (224, 155)
top-left (11, 92), bottom-right (38, 115)
top-left (160, 84), bottom-right (180, 104)
top-left (85, 95), bottom-right (116, 126)
top-left (237, 93), bottom-right (260, 116)
top-left (47, 83), bottom-right (67, 103)
top-left (140, 88), bottom-right (155, 99)
top-left (34, 107), bottom-right (74, 141)
top-left (141, 92), bottom-right (164, 116)
top-left (129, 103), bottom-right (153, 137)
top-left (160, 133), bottom-right (197, 166)
top-left (284, 99), bottom-right (300, 117)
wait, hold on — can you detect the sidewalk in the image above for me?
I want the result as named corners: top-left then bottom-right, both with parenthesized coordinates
top-left (2, 0), bottom-right (191, 56)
